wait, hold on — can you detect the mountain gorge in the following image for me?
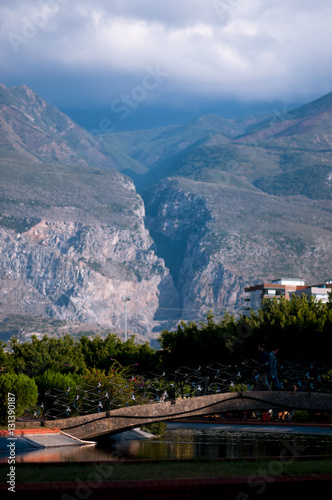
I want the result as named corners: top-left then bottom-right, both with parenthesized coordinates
top-left (0, 83), bottom-right (331, 340)
top-left (105, 94), bottom-right (332, 321)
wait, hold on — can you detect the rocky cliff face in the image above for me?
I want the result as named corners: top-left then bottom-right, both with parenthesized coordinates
top-left (0, 215), bottom-right (178, 337)
top-left (0, 83), bottom-right (180, 338)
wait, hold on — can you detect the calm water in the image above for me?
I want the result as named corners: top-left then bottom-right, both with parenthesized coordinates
top-left (2, 423), bottom-right (332, 463)
top-left (109, 423), bottom-right (332, 461)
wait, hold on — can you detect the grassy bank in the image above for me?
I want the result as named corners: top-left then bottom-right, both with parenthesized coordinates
top-left (10, 458), bottom-right (332, 483)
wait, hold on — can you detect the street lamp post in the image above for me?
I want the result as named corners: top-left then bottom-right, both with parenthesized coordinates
top-left (121, 296), bottom-right (130, 341)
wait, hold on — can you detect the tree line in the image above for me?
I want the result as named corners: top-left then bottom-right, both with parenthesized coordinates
top-left (159, 293), bottom-right (332, 368)
top-left (0, 293), bottom-right (331, 423)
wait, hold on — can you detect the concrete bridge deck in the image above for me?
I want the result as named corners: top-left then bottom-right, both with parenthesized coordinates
top-left (43, 391), bottom-right (332, 440)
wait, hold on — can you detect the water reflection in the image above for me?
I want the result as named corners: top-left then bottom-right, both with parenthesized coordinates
top-left (0, 443), bottom-right (113, 464)
top-left (110, 424), bottom-right (332, 461)
top-left (1, 424), bottom-right (331, 463)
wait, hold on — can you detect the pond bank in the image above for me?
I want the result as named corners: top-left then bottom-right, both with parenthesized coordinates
top-left (0, 427), bottom-right (155, 451)
top-left (0, 428), bottom-right (95, 451)
top-left (170, 419), bottom-right (332, 434)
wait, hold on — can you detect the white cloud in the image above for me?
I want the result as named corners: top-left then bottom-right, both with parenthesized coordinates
top-left (1, 0), bottom-right (332, 105)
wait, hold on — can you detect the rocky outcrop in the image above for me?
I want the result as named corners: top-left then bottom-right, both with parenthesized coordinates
top-left (0, 217), bottom-right (179, 337)
top-left (0, 84), bottom-right (181, 337)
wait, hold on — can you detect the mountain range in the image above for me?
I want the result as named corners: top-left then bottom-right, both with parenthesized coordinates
top-left (0, 83), bottom-right (331, 341)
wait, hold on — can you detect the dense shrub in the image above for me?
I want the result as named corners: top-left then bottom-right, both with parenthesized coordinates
top-left (0, 373), bottom-right (38, 425)
top-left (292, 410), bottom-right (309, 422)
top-left (35, 369), bottom-right (78, 400)
top-left (141, 421), bottom-right (167, 436)
top-left (79, 361), bottom-right (148, 411)
top-left (228, 383), bottom-right (251, 393)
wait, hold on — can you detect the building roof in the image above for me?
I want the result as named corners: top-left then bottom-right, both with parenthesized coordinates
top-left (245, 283), bottom-right (296, 292)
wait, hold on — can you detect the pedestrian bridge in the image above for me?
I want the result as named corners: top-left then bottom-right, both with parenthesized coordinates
top-left (44, 391), bottom-right (332, 440)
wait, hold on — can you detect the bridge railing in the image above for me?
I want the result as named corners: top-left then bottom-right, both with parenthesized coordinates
top-left (28, 359), bottom-right (332, 419)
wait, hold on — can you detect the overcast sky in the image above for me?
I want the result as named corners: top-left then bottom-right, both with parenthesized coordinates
top-left (1, 0), bottom-right (332, 129)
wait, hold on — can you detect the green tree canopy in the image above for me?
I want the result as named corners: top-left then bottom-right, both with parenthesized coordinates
top-left (228, 293), bottom-right (332, 361)
top-left (78, 333), bottom-right (158, 373)
top-left (35, 369), bottom-right (79, 401)
top-left (8, 334), bottom-right (87, 377)
top-left (159, 295), bottom-right (332, 365)
top-left (0, 373), bottom-right (38, 424)
top-left (159, 311), bottom-right (238, 369)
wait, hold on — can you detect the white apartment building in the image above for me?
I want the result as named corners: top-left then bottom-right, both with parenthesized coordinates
top-left (293, 281), bottom-right (332, 303)
top-left (244, 278), bottom-right (331, 313)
